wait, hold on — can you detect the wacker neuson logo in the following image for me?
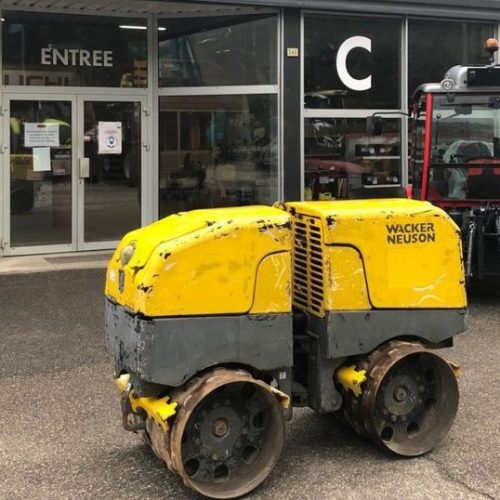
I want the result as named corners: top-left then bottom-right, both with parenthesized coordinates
top-left (386, 223), bottom-right (436, 244)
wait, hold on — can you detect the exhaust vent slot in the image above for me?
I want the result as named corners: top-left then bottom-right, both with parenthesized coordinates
top-left (292, 214), bottom-right (325, 317)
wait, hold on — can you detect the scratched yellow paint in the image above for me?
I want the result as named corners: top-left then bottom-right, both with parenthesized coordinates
top-left (323, 246), bottom-right (370, 310)
top-left (286, 199), bottom-right (467, 310)
top-left (106, 199), bottom-right (466, 318)
top-left (105, 206), bottom-right (292, 316)
top-left (251, 252), bottom-right (291, 314)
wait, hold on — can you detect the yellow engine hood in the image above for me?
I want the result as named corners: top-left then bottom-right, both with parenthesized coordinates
top-left (106, 205), bottom-right (292, 317)
top-left (286, 199), bottom-right (467, 310)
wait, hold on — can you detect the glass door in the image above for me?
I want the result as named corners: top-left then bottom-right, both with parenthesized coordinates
top-left (1, 95), bottom-right (147, 255)
top-left (77, 97), bottom-right (146, 250)
top-left (2, 95), bottom-right (75, 254)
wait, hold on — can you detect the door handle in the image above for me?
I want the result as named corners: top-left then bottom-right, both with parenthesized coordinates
top-left (79, 157), bottom-right (90, 178)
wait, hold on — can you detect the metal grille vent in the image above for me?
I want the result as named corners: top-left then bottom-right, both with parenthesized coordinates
top-left (292, 214), bottom-right (325, 317)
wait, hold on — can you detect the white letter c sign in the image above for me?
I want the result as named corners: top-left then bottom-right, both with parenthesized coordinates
top-left (336, 36), bottom-right (372, 91)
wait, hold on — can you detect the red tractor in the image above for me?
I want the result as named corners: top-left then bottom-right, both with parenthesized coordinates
top-left (407, 39), bottom-right (500, 282)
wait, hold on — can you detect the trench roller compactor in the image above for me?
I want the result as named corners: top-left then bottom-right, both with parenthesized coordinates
top-left (105, 198), bottom-right (466, 498)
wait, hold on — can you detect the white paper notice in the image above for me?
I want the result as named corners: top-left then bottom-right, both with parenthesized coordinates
top-left (25, 122), bottom-right (60, 147)
top-left (33, 147), bottom-right (51, 172)
top-left (98, 121), bottom-right (122, 155)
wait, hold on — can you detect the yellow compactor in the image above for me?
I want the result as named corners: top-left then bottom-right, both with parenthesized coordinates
top-left (105, 199), bottom-right (466, 498)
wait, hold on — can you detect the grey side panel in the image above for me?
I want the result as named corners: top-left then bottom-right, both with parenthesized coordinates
top-left (105, 300), bottom-right (293, 387)
top-left (105, 302), bottom-right (144, 375)
top-left (308, 309), bottom-right (466, 359)
top-left (307, 341), bottom-right (344, 413)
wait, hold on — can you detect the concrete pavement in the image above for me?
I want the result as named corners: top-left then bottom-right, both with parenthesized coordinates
top-left (0, 250), bottom-right (111, 275)
top-left (1, 268), bottom-right (499, 499)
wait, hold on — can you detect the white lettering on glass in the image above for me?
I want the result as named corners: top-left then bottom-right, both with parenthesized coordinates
top-left (336, 36), bottom-right (372, 91)
top-left (93, 51), bottom-right (103, 66)
top-left (80, 50), bottom-right (91, 66)
top-left (54, 48), bottom-right (69, 65)
top-left (41, 48), bottom-right (51, 65)
top-left (103, 51), bottom-right (113, 67)
top-left (68, 49), bottom-right (79, 65)
top-left (39, 48), bottom-right (114, 67)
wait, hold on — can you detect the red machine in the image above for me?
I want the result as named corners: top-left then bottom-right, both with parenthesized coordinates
top-left (408, 39), bottom-right (500, 281)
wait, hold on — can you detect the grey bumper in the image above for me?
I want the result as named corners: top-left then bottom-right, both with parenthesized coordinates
top-left (310, 308), bottom-right (467, 358)
top-left (105, 299), bottom-right (293, 387)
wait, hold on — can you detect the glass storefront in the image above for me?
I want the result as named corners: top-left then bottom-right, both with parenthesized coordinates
top-left (1, 8), bottom-right (149, 254)
top-left (304, 14), bottom-right (401, 109)
top-left (302, 14), bottom-right (496, 200)
top-left (158, 14), bottom-right (277, 87)
top-left (159, 94), bottom-right (278, 216)
top-left (304, 13), bottom-right (403, 199)
top-left (157, 11), bottom-right (279, 217)
top-left (408, 20), bottom-right (495, 95)
top-left (83, 101), bottom-right (142, 242)
top-left (2, 11), bottom-right (148, 88)
top-left (5, 95), bottom-right (145, 252)
top-left (0, 2), bottom-right (498, 256)
top-left (9, 100), bottom-right (72, 247)
top-left (304, 118), bottom-right (401, 200)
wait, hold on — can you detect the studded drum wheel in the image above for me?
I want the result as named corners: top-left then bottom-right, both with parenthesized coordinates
top-left (339, 341), bottom-right (459, 457)
top-left (169, 369), bottom-right (286, 499)
top-left (369, 348), bottom-right (459, 456)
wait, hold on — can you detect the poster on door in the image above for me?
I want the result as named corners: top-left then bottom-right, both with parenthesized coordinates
top-left (24, 122), bottom-right (60, 147)
top-left (98, 121), bottom-right (122, 155)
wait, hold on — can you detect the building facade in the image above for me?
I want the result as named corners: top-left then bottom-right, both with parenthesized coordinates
top-left (0, 0), bottom-right (497, 255)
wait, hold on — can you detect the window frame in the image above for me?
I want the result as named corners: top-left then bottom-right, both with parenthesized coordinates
top-left (156, 9), bottom-right (282, 216)
top-left (1, 9), bottom-right (151, 93)
top-left (301, 10), bottom-right (409, 196)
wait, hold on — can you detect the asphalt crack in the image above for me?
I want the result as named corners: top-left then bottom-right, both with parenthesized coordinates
top-left (425, 455), bottom-right (497, 500)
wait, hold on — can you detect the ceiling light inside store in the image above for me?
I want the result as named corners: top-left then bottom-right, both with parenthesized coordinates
top-left (118, 25), bottom-right (166, 31)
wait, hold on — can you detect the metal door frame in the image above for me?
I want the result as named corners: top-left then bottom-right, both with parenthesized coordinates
top-left (1, 93), bottom-right (150, 255)
top-left (0, 97), bottom-right (3, 256)
top-left (2, 93), bottom-right (77, 256)
top-left (75, 94), bottom-right (149, 251)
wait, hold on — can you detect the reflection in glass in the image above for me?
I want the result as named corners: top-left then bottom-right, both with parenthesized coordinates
top-left (10, 100), bottom-right (72, 247)
top-left (304, 118), bottom-right (402, 200)
top-left (409, 95), bottom-right (426, 195)
top-left (158, 14), bottom-right (277, 87)
top-left (408, 20), bottom-right (494, 97)
top-left (159, 95), bottom-right (278, 217)
top-left (2, 11), bottom-right (147, 88)
top-left (304, 15), bottom-right (401, 109)
top-left (84, 102), bottom-right (141, 242)
top-left (428, 95), bottom-right (500, 201)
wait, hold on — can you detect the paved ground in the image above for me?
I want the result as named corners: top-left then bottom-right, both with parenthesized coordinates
top-left (0, 251), bottom-right (110, 275)
top-left (1, 269), bottom-right (499, 500)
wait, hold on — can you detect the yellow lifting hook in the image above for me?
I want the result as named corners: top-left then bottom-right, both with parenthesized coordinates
top-left (336, 365), bottom-right (367, 397)
top-left (116, 373), bottom-right (178, 431)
